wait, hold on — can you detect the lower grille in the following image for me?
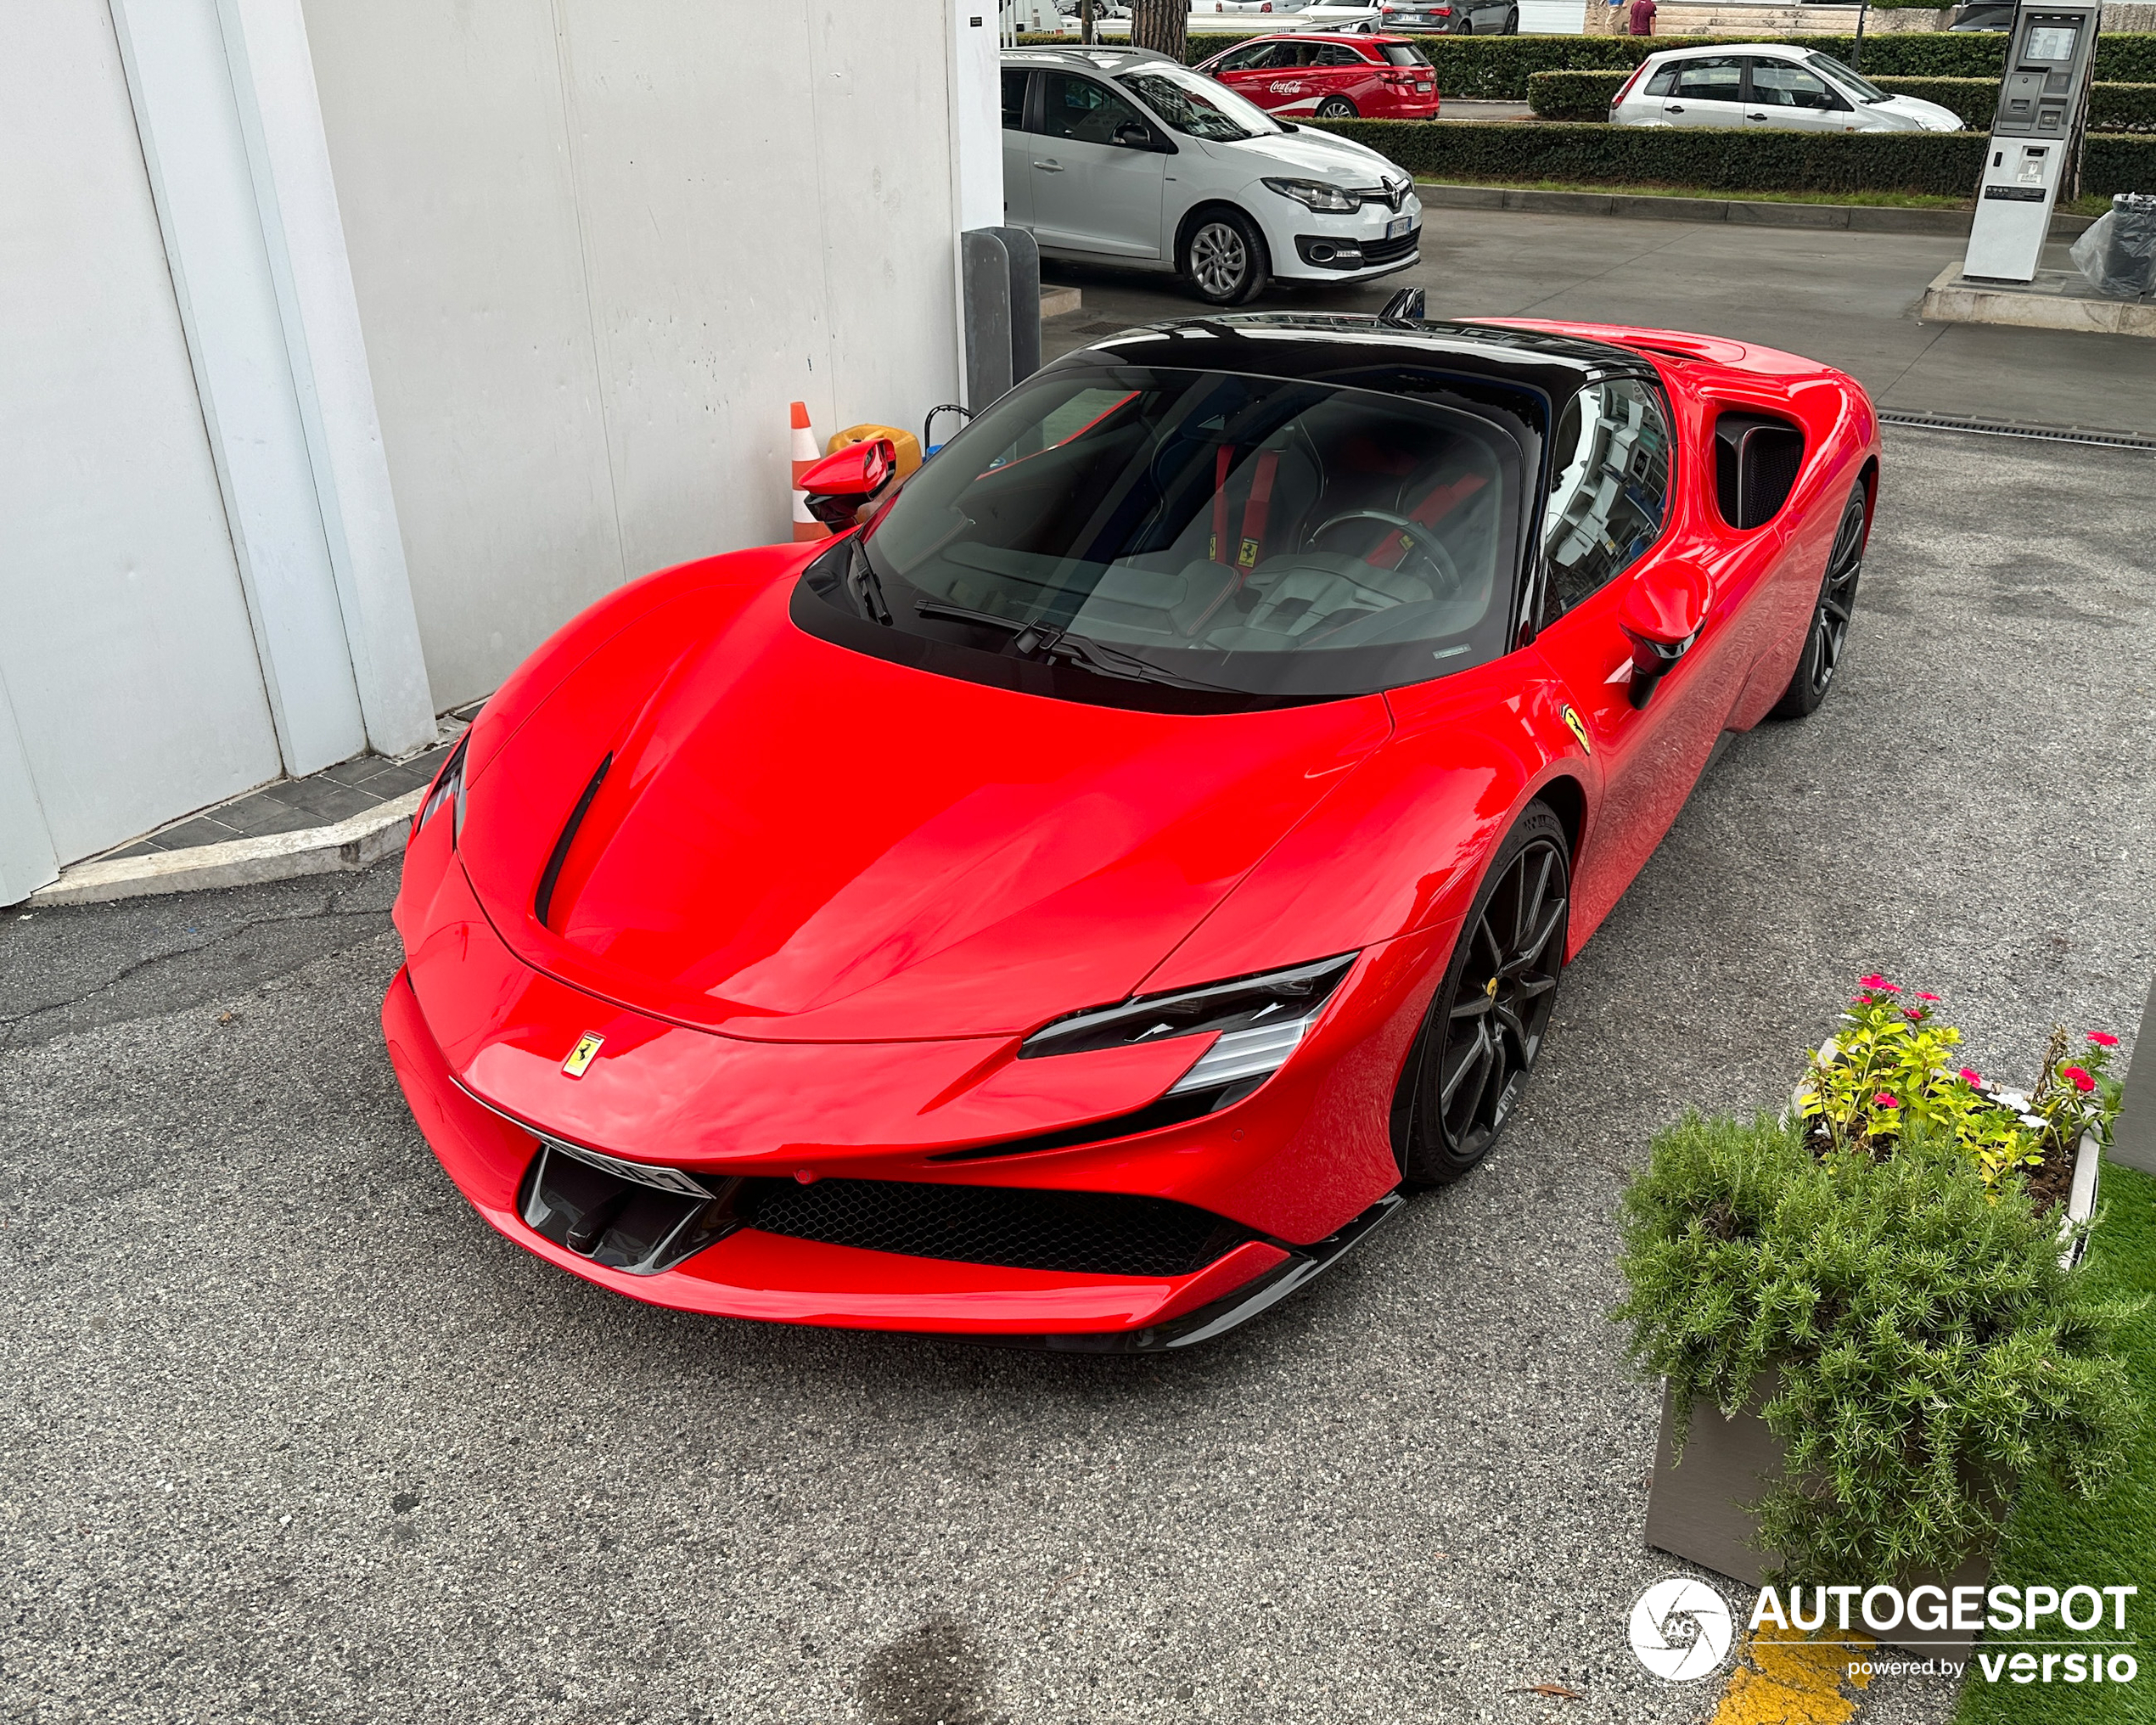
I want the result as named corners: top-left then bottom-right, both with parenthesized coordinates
top-left (750, 1178), bottom-right (1254, 1278)
top-left (1360, 228), bottom-right (1420, 267)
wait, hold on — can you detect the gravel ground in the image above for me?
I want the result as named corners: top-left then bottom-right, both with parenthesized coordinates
top-left (2, 429), bottom-right (2151, 1725)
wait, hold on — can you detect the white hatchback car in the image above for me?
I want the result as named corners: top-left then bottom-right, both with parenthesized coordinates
top-left (1610, 43), bottom-right (1963, 133)
top-left (1002, 47), bottom-right (1423, 304)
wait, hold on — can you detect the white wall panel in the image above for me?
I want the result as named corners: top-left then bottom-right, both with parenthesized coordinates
top-left (301, 0), bottom-right (965, 707)
top-left (300, 0), bottom-right (624, 711)
top-left (0, 0), bottom-right (281, 864)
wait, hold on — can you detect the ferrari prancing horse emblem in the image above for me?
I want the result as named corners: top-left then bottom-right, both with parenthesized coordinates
top-left (562, 1032), bottom-right (604, 1078)
top-left (1561, 705), bottom-right (1592, 756)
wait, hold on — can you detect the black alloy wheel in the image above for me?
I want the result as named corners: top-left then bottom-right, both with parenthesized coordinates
top-left (1183, 208), bottom-right (1270, 306)
top-left (1398, 803), bottom-right (1570, 1186)
top-left (1504, 6), bottom-right (1520, 30)
top-left (1771, 482), bottom-right (1868, 719)
top-left (1317, 95), bottom-right (1358, 118)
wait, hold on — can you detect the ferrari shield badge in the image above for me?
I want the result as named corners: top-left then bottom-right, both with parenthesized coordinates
top-left (1561, 705), bottom-right (1592, 756)
top-left (561, 1032), bottom-right (604, 1079)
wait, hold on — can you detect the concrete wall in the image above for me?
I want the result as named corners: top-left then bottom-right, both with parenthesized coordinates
top-left (302, 0), bottom-right (973, 710)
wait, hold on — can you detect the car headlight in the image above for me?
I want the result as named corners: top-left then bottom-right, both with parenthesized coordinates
top-left (1019, 953), bottom-right (1357, 1098)
top-left (1263, 177), bottom-right (1361, 214)
top-left (413, 733), bottom-right (469, 844)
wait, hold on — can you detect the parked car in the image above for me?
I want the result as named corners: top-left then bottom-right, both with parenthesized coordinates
top-left (1373, 0), bottom-right (1521, 35)
top-left (1948, 0), bottom-right (2014, 27)
top-left (385, 312), bottom-right (1881, 1351)
top-left (1610, 43), bottom-right (1963, 132)
top-left (1292, 3), bottom-right (1385, 27)
top-left (1193, 33), bottom-right (1439, 121)
top-left (1000, 46), bottom-right (1423, 303)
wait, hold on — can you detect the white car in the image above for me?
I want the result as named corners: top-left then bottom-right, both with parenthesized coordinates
top-left (1610, 43), bottom-right (1963, 132)
top-left (1002, 47), bottom-right (1423, 304)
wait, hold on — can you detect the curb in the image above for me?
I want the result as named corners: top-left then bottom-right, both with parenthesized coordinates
top-left (1917, 259), bottom-right (2156, 338)
top-left (26, 789), bottom-right (424, 908)
top-left (1415, 180), bottom-right (2098, 239)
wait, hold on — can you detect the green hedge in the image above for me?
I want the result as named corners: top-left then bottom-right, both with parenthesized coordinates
top-left (1305, 33), bottom-right (2156, 101)
top-left (1524, 69), bottom-right (2156, 132)
top-left (1311, 116), bottom-right (2156, 197)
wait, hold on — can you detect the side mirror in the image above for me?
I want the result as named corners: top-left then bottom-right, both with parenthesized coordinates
top-left (1615, 561), bottom-right (1710, 711)
top-left (798, 438), bottom-right (896, 529)
top-left (1113, 120), bottom-right (1154, 149)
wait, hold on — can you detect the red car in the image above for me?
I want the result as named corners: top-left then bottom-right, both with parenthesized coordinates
top-left (1194, 34), bottom-right (1440, 121)
top-left (385, 310), bottom-right (1877, 1351)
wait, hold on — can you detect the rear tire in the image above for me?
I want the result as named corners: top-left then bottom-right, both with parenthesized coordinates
top-left (1397, 802), bottom-right (1570, 1187)
top-left (1182, 208), bottom-right (1270, 306)
top-left (1316, 95), bottom-right (1357, 118)
top-left (1770, 483), bottom-right (1868, 720)
top-left (1504, 6), bottom-right (1520, 29)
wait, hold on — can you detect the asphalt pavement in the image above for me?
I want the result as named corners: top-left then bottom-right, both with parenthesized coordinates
top-left (1042, 205), bottom-right (2156, 437)
top-left (3, 428), bottom-right (2153, 1725)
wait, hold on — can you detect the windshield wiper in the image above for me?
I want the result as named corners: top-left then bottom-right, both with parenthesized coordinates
top-left (914, 597), bottom-right (1236, 693)
top-left (846, 542), bottom-right (893, 625)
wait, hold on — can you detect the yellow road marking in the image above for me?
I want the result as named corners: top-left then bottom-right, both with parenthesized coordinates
top-left (1710, 1621), bottom-right (1877, 1725)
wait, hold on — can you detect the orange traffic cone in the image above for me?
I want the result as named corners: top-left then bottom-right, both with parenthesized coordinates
top-left (790, 401), bottom-right (827, 542)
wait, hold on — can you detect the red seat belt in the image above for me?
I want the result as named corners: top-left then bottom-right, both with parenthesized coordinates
top-left (1236, 450), bottom-right (1279, 570)
top-left (1369, 471), bottom-right (1487, 570)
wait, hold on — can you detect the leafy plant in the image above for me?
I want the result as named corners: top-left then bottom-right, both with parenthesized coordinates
top-left (1615, 1114), bottom-right (2141, 1584)
top-left (1791, 976), bottom-right (2123, 1196)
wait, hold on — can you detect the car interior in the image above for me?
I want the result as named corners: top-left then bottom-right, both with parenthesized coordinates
top-left (880, 378), bottom-right (1514, 663)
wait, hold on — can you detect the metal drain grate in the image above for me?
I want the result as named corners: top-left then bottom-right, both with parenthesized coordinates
top-left (750, 1178), bottom-right (1253, 1278)
top-left (1878, 411), bottom-right (2156, 452)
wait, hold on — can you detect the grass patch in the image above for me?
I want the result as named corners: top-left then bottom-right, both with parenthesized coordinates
top-left (1413, 175), bottom-right (1971, 210)
top-left (1955, 1163), bottom-right (2156, 1725)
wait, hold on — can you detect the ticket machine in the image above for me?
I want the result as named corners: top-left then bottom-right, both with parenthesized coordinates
top-left (1962, 1), bottom-right (2103, 283)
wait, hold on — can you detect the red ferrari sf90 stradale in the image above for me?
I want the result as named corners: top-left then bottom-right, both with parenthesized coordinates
top-left (384, 311), bottom-right (1876, 1349)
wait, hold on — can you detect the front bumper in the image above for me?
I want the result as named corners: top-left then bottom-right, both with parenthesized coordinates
top-left (384, 968), bottom-right (1403, 1346)
top-left (1263, 193), bottom-right (1425, 284)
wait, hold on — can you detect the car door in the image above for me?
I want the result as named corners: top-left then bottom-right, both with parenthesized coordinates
top-left (1029, 71), bottom-right (1169, 259)
top-left (1002, 68), bottom-right (1036, 228)
top-left (1659, 55), bottom-right (1747, 129)
top-left (1310, 42), bottom-right (1378, 110)
top-left (1522, 377), bottom-right (1744, 930)
top-left (1742, 56), bottom-right (1856, 133)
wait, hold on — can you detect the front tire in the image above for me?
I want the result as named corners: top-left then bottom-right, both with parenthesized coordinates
top-left (1770, 482), bottom-right (1868, 720)
top-left (1398, 802), bottom-right (1570, 1187)
top-left (1182, 209), bottom-right (1270, 306)
top-left (1316, 95), bottom-right (1358, 119)
top-left (1504, 6), bottom-right (1520, 29)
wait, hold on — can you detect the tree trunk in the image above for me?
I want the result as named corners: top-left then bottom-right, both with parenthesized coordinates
top-left (1129, 0), bottom-right (1187, 61)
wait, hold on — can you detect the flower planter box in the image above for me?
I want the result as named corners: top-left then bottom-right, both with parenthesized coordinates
top-left (1642, 1127), bottom-right (2101, 1660)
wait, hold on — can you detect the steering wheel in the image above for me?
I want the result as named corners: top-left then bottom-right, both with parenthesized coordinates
top-left (1307, 508), bottom-right (1463, 593)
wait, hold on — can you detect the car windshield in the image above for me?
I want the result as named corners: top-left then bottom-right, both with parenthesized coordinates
top-left (1805, 51), bottom-right (1889, 101)
top-left (1120, 65), bottom-right (1282, 140)
top-left (800, 364), bottom-right (1532, 709)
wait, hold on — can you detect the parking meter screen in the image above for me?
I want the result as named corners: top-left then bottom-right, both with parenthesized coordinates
top-left (2024, 24), bottom-right (2079, 61)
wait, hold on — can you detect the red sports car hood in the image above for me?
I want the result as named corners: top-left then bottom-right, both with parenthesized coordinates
top-left (458, 570), bottom-right (1391, 1042)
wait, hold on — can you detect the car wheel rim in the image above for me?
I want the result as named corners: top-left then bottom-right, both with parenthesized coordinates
top-left (1810, 496), bottom-right (1867, 696)
top-left (1191, 223), bottom-right (1247, 299)
top-left (1320, 98), bottom-right (1350, 116)
top-left (1429, 837), bottom-right (1567, 1161)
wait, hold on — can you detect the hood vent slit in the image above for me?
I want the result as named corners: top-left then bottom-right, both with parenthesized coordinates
top-left (534, 753), bottom-right (612, 930)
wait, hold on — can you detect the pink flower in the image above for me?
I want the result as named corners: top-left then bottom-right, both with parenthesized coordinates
top-left (1960, 1068), bottom-right (1984, 1087)
top-left (2089, 1032), bottom-right (2120, 1048)
top-left (1857, 974), bottom-right (1901, 993)
top-left (1916, 992), bottom-right (1941, 1003)
top-left (1873, 1092), bottom-right (1900, 1108)
top-left (2063, 1066), bottom-right (2096, 1093)
top-left (1903, 1007), bottom-right (1924, 1021)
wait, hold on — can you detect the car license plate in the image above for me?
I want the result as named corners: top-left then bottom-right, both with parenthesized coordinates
top-left (1416, 81), bottom-right (1434, 92)
top-left (1386, 216), bottom-right (1412, 239)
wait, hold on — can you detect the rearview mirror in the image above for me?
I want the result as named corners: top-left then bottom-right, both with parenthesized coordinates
top-left (1113, 121), bottom-right (1154, 149)
top-left (798, 438), bottom-right (897, 529)
top-left (1616, 562), bottom-right (1710, 711)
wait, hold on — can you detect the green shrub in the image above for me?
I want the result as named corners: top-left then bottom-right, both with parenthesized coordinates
top-left (1528, 69), bottom-right (1631, 121)
top-left (1313, 116), bottom-right (2156, 198)
top-left (1614, 1114), bottom-right (2140, 1585)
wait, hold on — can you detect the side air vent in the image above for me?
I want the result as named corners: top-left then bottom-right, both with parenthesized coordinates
top-left (1714, 412), bottom-right (1805, 531)
top-left (533, 752), bottom-right (611, 929)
